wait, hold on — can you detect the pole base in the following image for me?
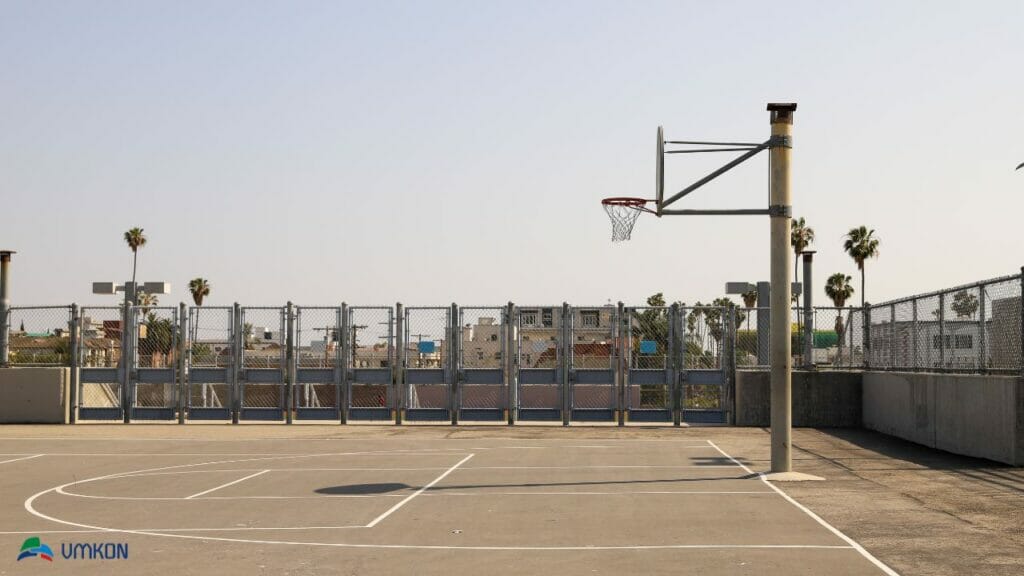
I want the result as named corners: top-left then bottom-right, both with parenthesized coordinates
top-left (763, 471), bottom-right (825, 482)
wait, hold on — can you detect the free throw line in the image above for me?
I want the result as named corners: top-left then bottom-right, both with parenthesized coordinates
top-left (186, 470), bottom-right (270, 499)
top-left (364, 453), bottom-right (475, 528)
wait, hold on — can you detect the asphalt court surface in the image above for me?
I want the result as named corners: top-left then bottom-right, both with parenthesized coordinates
top-left (0, 426), bottom-right (906, 575)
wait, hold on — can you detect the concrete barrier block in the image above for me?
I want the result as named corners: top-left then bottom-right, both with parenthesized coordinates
top-left (0, 367), bottom-right (70, 424)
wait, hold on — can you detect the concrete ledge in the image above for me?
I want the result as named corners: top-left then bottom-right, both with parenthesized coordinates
top-left (0, 367), bottom-right (70, 424)
top-left (735, 370), bottom-right (862, 428)
top-left (863, 372), bottom-right (1023, 466)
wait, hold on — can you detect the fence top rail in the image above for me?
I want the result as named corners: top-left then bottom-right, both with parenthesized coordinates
top-left (348, 305), bottom-right (394, 310)
top-left (239, 305), bottom-right (288, 310)
top-left (295, 306), bottom-right (342, 311)
top-left (868, 272), bottom-right (1023, 308)
top-left (8, 305), bottom-right (72, 311)
top-left (189, 305), bottom-right (234, 311)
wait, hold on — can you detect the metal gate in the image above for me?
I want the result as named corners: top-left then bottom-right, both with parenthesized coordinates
top-left (130, 306), bottom-right (179, 420)
top-left (402, 306), bottom-right (452, 421)
top-left (681, 305), bottom-right (730, 424)
top-left (516, 305), bottom-right (563, 421)
top-left (457, 306), bottom-right (509, 422)
top-left (346, 306), bottom-right (394, 421)
top-left (77, 306), bottom-right (124, 420)
top-left (294, 306), bottom-right (342, 420)
top-left (625, 306), bottom-right (676, 423)
top-left (569, 306), bottom-right (619, 422)
top-left (186, 306), bottom-right (234, 420)
top-left (238, 306), bottom-right (286, 421)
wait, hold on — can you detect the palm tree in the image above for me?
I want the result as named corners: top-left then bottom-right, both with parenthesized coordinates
top-left (741, 289), bottom-right (757, 309)
top-left (843, 226), bottom-right (880, 308)
top-left (123, 227), bottom-right (147, 302)
top-left (825, 273), bottom-right (855, 365)
top-left (791, 217), bottom-right (815, 282)
top-left (136, 292), bottom-right (158, 315)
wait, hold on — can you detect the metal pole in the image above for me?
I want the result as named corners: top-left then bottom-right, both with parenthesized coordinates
top-left (938, 293), bottom-right (946, 371)
top-left (671, 302), bottom-right (682, 427)
top-left (231, 303), bottom-right (240, 424)
top-left (122, 283), bottom-right (135, 424)
top-left (178, 302), bottom-right (187, 424)
top-left (911, 299), bottom-right (919, 371)
top-left (69, 304), bottom-right (79, 424)
top-left (506, 302), bottom-right (516, 425)
top-left (802, 252), bottom-right (814, 369)
top-left (394, 303), bottom-right (404, 425)
top-left (562, 302), bottom-right (571, 426)
top-left (890, 303), bottom-right (897, 370)
top-left (0, 251), bottom-right (12, 367)
top-left (1019, 267), bottom-right (1023, 378)
top-left (767, 103), bottom-right (795, 474)
top-left (339, 303), bottom-right (349, 424)
top-left (978, 285), bottom-right (987, 373)
top-left (285, 302), bottom-right (295, 424)
top-left (864, 304), bottom-right (872, 370)
top-left (450, 303), bottom-right (459, 426)
top-left (617, 301), bottom-right (626, 427)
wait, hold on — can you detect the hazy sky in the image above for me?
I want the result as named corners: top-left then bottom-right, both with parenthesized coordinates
top-left (2, 1), bottom-right (1022, 308)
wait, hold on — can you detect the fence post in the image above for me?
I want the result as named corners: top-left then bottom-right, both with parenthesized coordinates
top-left (978, 285), bottom-right (987, 373)
top-left (339, 303), bottom-right (348, 424)
top-left (938, 293), bottom-right (946, 371)
top-left (506, 302), bottom-right (516, 425)
top-left (394, 303), bottom-right (404, 425)
top-left (450, 303), bottom-right (459, 426)
top-left (177, 302), bottom-right (187, 424)
top-left (671, 303), bottom-right (682, 427)
top-left (285, 302), bottom-right (295, 424)
top-left (802, 252), bottom-right (814, 369)
top-left (911, 299), bottom-right (919, 371)
top-left (863, 304), bottom-right (871, 370)
top-left (0, 251), bottom-right (11, 367)
top-left (69, 304), bottom-right (79, 424)
top-left (617, 302), bottom-right (626, 427)
top-left (890, 303), bottom-right (897, 370)
top-left (724, 304), bottom-right (736, 425)
top-left (1019, 267), bottom-right (1023, 378)
top-left (122, 298), bottom-right (133, 424)
top-left (561, 302), bottom-right (571, 427)
top-left (231, 303), bottom-right (240, 425)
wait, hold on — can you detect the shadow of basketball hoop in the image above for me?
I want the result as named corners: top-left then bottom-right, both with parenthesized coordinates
top-left (315, 483), bottom-right (411, 495)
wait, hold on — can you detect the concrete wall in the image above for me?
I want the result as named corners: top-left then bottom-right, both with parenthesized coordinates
top-left (0, 367), bottom-right (70, 424)
top-left (863, 372), bottom-right (1023, 466)
top-left (735, 370), bottom-right (862, 428)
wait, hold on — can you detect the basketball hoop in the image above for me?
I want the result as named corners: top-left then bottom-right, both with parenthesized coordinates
top-left (601, 197), bottom-right (655, 242)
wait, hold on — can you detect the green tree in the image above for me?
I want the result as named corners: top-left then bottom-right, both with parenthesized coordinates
top-left (951, 290), bottom-right (979, 319)
top-left (123, 227), bottom-right (147, 302)
top-left (843, 226), bottom-right (880, 308)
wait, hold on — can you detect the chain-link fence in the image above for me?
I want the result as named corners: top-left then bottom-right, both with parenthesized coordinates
top-left (78, 306), bottom-right (123, 410)
top-left (5, 306), bottom-right (72, 366)
top-left (626, 306), bottom-right (671, 410)
top-left (866, 273), bottom-right (1022, 374)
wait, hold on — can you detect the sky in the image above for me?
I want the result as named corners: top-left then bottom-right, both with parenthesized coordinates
top-left (2, 0), bottom-right (1022, 308)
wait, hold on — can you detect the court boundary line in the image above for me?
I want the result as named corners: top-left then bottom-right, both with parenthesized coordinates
top-left (706, 440), bottom-right (900, 576)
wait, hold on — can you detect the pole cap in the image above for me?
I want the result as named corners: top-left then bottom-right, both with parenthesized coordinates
top-left (767, 103), bottom-right (797, 124)
top-left (0, 250), bottom-right (15, 261)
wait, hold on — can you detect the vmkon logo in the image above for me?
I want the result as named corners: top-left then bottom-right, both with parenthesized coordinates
top-left (15, 536), bottom-right (129, 562)
top-left (17, 537), bottom-right (53, 562)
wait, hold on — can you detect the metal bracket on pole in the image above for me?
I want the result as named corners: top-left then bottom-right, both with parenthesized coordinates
top-left (767, 135), bottom-right (793, 149)
top-left (768, 205), bottom-right (792, 218)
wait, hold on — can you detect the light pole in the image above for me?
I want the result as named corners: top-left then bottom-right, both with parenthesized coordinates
top-left (92, 281), bottom-right (170, 423)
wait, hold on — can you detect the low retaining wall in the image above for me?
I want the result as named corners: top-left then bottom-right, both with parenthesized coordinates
top-left (863, 372), bottom-right (1023, 466)
top-left (735, 370), bottom-right (862, 427)
top-left (0, 367), bottom-right (70, 424)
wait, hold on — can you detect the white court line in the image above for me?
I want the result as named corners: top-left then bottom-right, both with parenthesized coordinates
top-left (364, 454), bottom-right (474, 528)
top-left (185, 470), bottom-right (270, 499)
top-left (0, 454), bottom-right (44, 465)
top-left (706, 440), bottom-right (901, 576)
top-left (54, 490), bottom-right (774, 501)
